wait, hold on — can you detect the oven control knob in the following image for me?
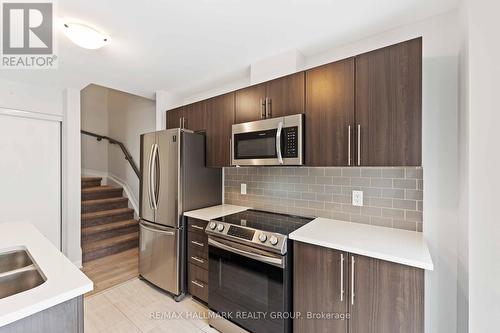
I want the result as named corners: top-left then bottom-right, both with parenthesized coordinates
top-left (258, 233), bottom-right (267, 243)
top-left (209, 222), bottom-right (217, 230)
top-left (270, 236), bottom-right (279, 246)
top-left (217, 223), bottom-right (225, 232)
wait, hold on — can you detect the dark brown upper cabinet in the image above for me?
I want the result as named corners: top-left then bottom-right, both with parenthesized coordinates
top-left (305, 58), bottom-right (355, 166)
top-left (355, 37), bottom-right (422, 166)
top-left (166, 106), bottom-right (184, 129)
top-left (234, 72), bottom-right (305, 124)
top-left (205, 92), bottom-right (235, 167)
top-left (234, 83), bottom-right (266, 124)
top-left (265, 72), bottom-right (305, 118)
top-left (183, 101), bottom-right (206, 132)
top-left (294, 241), bottom-right (424, 333)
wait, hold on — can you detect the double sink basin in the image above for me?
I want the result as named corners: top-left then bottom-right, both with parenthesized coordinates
top-left (0, 248), bottom-right (46, 299)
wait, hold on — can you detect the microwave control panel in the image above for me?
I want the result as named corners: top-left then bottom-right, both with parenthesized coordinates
top-left (282, 126), bottom-right (299, 158)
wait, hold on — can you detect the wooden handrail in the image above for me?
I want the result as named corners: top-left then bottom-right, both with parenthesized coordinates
top-left (81, 130), bottom-right (140, 178)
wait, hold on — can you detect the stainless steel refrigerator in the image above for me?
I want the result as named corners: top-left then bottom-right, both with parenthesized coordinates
top-left (139, 129), bottom-right (221, 300)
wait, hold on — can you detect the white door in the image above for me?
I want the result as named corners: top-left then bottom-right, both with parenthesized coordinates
top-left (0, 112), bottom-right (61, 248)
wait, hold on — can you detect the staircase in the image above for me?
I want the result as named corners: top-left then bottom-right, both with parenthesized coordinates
top-left (81, 177), bottom-right (139, 263)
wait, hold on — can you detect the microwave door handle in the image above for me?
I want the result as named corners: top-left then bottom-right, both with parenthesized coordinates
top-left (276, 121), bottom-right (284, 165)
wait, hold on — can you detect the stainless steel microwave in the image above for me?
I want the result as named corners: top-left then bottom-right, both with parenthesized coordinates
top-left (231, 114), bottom-right (304, 166)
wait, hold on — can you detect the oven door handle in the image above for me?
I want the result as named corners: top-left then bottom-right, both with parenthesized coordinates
top-left (208, 238), bottom-right (284, 268)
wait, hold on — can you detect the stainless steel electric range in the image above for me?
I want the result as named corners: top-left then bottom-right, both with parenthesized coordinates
top-left (205, 209), bottom-right (313, 333)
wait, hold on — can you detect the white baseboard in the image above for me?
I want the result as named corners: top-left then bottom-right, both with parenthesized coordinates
top-left (107, 174), bottom-right (139, 219)
top-left (73, 260), bottom-right (83, 269)
top-left (82, 168), bottom-right (139, 218)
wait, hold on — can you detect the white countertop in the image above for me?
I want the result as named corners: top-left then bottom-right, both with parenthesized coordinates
top-left (0, 222), bottom-right (93, 327)
top-left (184, 204), bottom-right (249, 221)
top-left (289, 218), bottom-right (433, 270)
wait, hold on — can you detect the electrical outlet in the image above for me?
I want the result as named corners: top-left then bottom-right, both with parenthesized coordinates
top-left (241, 183), bottom-right (247, 195)
top-left (352, 190), bottom-right (363, 206)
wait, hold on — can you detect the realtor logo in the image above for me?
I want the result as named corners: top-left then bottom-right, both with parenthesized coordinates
top-left (1, 0), bottom-right (57, 68)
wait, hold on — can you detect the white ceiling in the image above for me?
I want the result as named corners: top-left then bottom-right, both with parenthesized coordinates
top-left (0, 0), bottom-right (458, 99)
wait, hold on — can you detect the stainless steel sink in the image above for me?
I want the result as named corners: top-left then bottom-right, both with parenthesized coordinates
top-left (0, 249), bottom-right (46, 299)
top-left (0, 249), bottom-right (33, 273)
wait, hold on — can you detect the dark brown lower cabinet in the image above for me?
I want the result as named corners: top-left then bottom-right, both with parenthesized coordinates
top-left (293, 241), bottom-right (424, 333)
top-left (294, 241), bottom-right (348, 333)
top-left (187, 217), bottom-right (209, 303)
top-left (349, 254), bottom-right (424, 333)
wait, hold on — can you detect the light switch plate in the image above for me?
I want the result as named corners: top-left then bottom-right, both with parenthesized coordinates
top-left (241, 183), bottom-right (247, 195)
top-left (352, 190), bottom-right (363, 206)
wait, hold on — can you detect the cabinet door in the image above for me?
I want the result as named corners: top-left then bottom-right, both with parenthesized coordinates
top-left (349, 254), bottom-right (424, 333)
top-left (166, 106), bottom-right (184, 129)
top-left (294, 241), bottom-right (348, 333)
top-left (355, 38), bottom-right (422, 166)
top-left (305, 58), bottom-right (355, 166)
top-left (266, 72), bottom-right (304, 118)
top-left (206, 93), bottom-right (234, 167)
top-left (184, 101), bottom-right (206, 132)
top-left (234, 83), bottom-right (266, 124)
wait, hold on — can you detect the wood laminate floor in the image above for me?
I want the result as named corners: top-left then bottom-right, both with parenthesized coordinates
top-left (82, 248), bottom-right (139, 296)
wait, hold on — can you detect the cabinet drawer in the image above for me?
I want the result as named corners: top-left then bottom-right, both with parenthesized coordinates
top-left (187, 218), bottom-right (208, 234)
top-left (188, 245), bottom-right (208, 269)
top-left (188, 263), bottom-right (208, 303)
top-left (188, 231), bottom-right (207, 251)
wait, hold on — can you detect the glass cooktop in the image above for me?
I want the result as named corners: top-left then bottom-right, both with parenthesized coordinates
top-left (213, 209), bottom-right (313, 236)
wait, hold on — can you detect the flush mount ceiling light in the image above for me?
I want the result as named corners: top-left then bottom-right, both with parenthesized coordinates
top-left (62, 22), bottom-right (109, 49)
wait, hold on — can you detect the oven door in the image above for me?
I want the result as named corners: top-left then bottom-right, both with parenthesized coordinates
top-left (231, 114), bottom-right (303, 166)
top-left (208, 236), bottom-right (290, 333)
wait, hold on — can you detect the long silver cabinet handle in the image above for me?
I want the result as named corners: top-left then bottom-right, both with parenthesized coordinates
top-left (191, 256), bottom-right (205, 263)
top-left (351, 255), bottom-right (355, 305)
top-left (265, 97), bottom-right (272, 118)
top-left (140, 223), bottom-right (175, 236)
top-left (191, 225), bottom-right (205, 230)
top-left (191, 240), bottom-right (204, 247)
top-left (357, 124), bottom-right (361, 166)
top-left (276, 121), bottom-right (284, 165)
top-left (191, 280), bottom-right (204, 288)
top-left (340, 253), bottom-right (345, 302)
top-left (348, 126), bottom-right (352, 166)
top-left (260, 99), bottom-right (265, 118)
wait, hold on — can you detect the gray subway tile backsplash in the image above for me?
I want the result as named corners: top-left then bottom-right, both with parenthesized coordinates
top-left (224, 166), bottom-right (423, 232)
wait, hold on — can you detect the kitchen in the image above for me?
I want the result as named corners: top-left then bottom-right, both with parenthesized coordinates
top-left (0, 1), bottom-right (497, 333)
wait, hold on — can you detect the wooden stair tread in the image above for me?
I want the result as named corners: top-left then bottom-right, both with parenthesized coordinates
top-left (81, 177), bottom-right (102, 182)
top-left (83, 232), bottom-right (139, 252)
top-left (82, 185), bottom-right (122, 193)
top-left (82, 219), bottom-right (138, 235)
top-left (82, 197), bottom-right (128, 206)
top-left (82, 207), bottom-right (133, 220)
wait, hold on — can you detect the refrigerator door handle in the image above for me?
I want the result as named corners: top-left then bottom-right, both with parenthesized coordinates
top-left (151, 143), bottom-right (159, 210)
top-left (147, 143), bottom-right (155, 209)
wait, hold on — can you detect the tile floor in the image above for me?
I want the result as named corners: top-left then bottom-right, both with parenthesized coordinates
top-left (84, 278), bottom-right (219, 333)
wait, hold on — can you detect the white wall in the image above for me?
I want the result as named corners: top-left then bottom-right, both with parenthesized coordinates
top-left (466, 0), bottom-right (500, 331)
top-left (81, 85), bottom-right (109, 172)
top-left (177, 11), bottom-right (462, 333)
top-left (108, 89), bottom-right (155, 209)
top-left (0, 78), bottom-right (82, 265)
top-left (81, 84), bottom-right (156, 210)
